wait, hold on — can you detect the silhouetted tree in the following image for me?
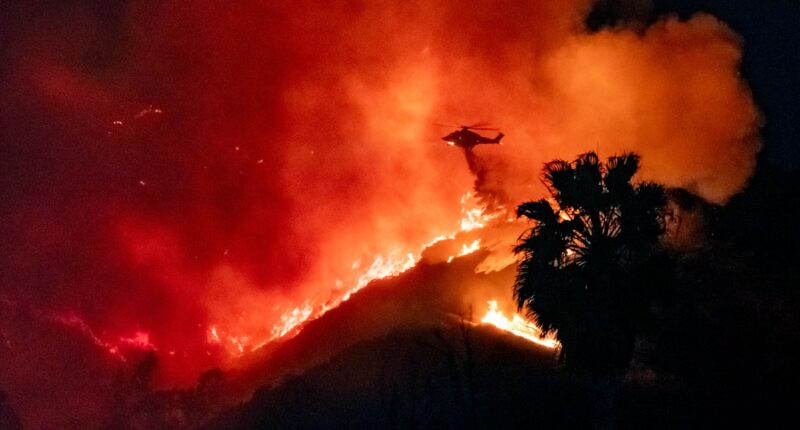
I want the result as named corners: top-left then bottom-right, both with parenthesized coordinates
top-left (514, 152), bottom-right (666, 375)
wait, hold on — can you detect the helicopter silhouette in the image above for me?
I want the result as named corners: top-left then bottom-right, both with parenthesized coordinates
top-left (440, 124), bottom-right (504, 149)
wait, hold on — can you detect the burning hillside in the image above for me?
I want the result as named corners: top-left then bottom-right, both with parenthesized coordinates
top-left (0, 0), bottom-right (762, 428)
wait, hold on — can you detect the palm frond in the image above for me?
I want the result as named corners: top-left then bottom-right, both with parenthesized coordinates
top-left (575, 151), bottom-right (601, 170)
top-left (541, 160), bottom-right (574, 204)
top-left (517, 199), bottom-right (558, 225)
top-left (606, 153), bottom-right (640, 195)
top-left (516, 150), bottom-right (668, 372)
top-left (572, 152), bottom-right (604, 211)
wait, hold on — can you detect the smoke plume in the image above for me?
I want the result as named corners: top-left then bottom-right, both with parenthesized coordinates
top-left (0, 0), bottom-right (759, 428)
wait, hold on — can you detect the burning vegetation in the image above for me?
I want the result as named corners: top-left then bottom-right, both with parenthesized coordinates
top-left (3, 0), bottom-right (796, 429)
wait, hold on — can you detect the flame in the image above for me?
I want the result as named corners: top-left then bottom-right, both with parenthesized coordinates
top-left (210, 190), bottom-right (495, 356)
top-left (118, 331), bottom-right (154, 349)
top-left (480, 301), bottom-right (559, 349)
top-left (263, 253), bottom-right (418, 348)
top-left (458, 239), bottom-right (481, 256)
top-left (207, 326), bottom-right (221, 344)
top-left (460, 191), bottom-right (497, 231)
top-left (212, 251), bottom-right (421, 355)
top-left (52, 190), bottom-right (552, 362)
top-left (207, 193), bottom-right (497, 356)
top-left (44, 190), bottom-right (560, 362)
top-left (198, 190), bottom-right (566, 360)
top-left (269, 301), bottom-right (314, 341)
top-left (17, 186), bottom-right (556, 366)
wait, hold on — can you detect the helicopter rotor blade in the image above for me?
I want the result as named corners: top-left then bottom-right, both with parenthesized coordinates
top-left (434, 122), bottom-right (500, 131)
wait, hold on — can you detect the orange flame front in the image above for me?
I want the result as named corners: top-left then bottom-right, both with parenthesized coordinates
top-left (54, 191), bottom-right (556, 362)
top-left (203, 192), bottom-right (555, 356)
top-left (480, 300), bottom-right (559, 349)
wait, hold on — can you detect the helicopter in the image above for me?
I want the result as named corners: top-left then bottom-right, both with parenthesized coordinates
top-left (440, 124), bottom-right (504, 149)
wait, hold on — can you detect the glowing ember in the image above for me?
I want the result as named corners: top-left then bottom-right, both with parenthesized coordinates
top-left (50, 313), bottom-right (156, 361)
top-left (208, 326), bottom-right (221, 344)
top-left (480, 301), bottom-right (559, 349)
top-left (118, 331), bottom-right (154, 349)
top-left (135, 105), bottom-right (163, 118)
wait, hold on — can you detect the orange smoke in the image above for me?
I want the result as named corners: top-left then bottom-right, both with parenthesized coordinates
top-left (0, 2), bottom-right (761, 426)
top-left (83, 0), bottom-right (762, 373)
top-left (189, 6), bottom-right (758, 363)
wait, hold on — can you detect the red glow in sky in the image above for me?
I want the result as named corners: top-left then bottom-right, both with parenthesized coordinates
top-left (0, 1), bottom-right (759, 428)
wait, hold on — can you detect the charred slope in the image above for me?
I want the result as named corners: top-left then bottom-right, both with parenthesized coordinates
top-left (226, 251), bottom-right (521, 397)
top-left (98, 248), bottom-right (546, 430)
top-left (207, 325), bottom-right (579, 430)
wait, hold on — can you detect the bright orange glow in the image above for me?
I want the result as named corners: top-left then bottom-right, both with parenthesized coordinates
top-left (205, 251), bottom-right (423, 356)
top-left (118, 331), bottom-right (154, 350)
top-left (458, 239), bottom-right (481, 256)
top-left (201, 191), bottom-right (500, 357)
top-left (0, 2), bottom-right (765, 428)
top-left (35, 5), bottom-right (755, 376)
top-left (460, 192), bottom-right (498, 231)
top-left (268, 301), bottom-right (314, 342)
top-left (480, 300), bottom-right (559, 349)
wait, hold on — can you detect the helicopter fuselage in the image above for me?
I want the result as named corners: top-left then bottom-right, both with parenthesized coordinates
top-left (442, 128), bottom-right (504, 149)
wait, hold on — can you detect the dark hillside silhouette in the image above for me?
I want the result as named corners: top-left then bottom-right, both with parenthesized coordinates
top-left (638, 161), bottom-right (800, 428)
top-left (206, 326), bottom-right (587, 430)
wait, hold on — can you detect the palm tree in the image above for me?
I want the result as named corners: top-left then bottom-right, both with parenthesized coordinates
top-left (514, 152), bottom-right (666, 375)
